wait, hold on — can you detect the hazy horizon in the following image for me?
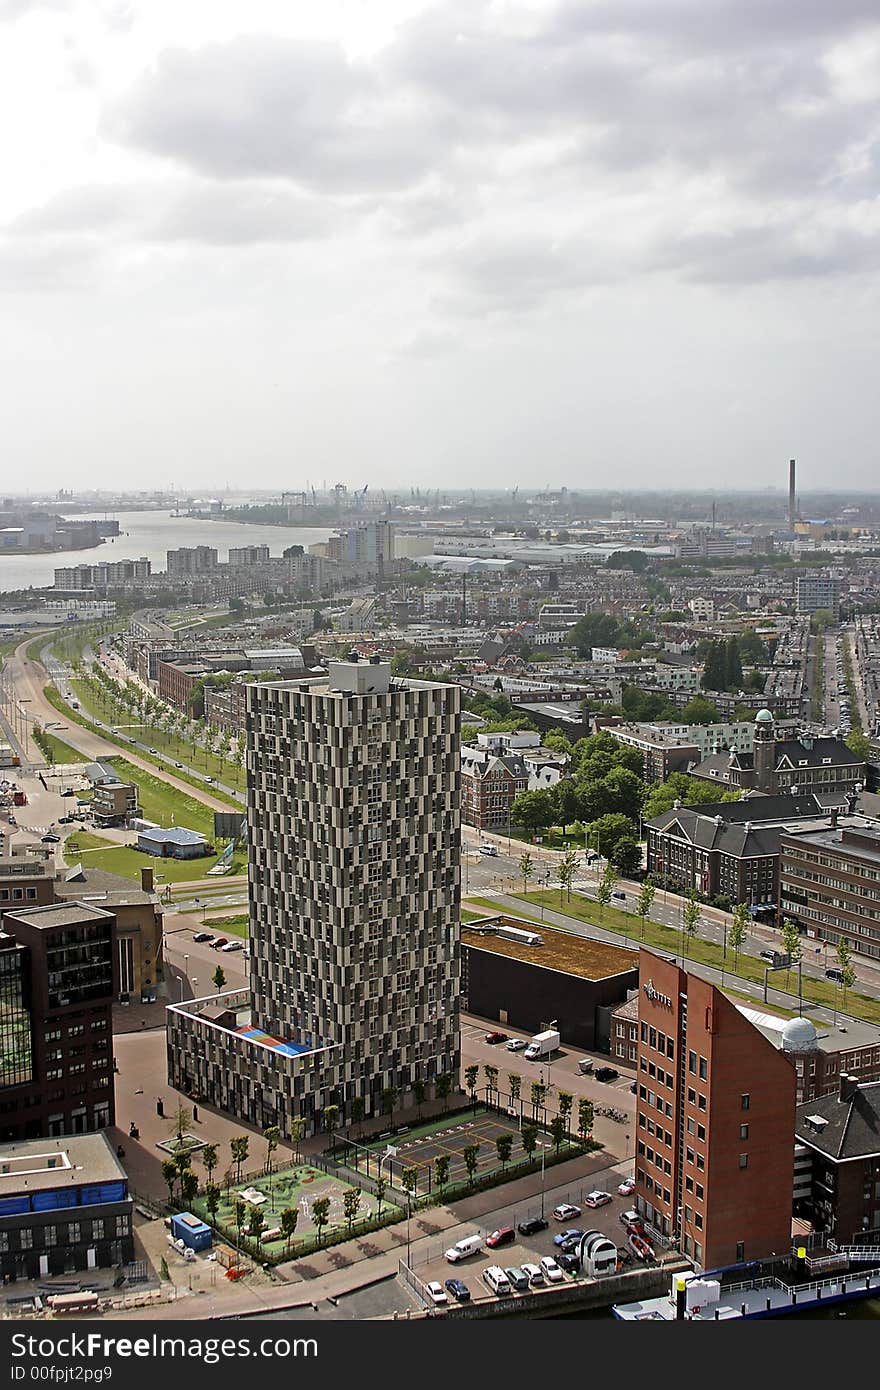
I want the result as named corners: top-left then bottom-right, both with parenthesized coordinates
top-left (1, 2), bottom-right (879, 494)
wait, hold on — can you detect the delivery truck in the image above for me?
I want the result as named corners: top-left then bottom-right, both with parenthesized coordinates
top-left (524, 1028), bottom-right (560, 1061)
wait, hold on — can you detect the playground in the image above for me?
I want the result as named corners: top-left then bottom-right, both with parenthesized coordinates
top-left (191, 1163), bottom-right (396, 1257)
top-left (342, 1105), bottom-right (573, 1197)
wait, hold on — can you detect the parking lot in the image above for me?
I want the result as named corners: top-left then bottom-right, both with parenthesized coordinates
top-left (403, 1159), bottom-right (650, 1306)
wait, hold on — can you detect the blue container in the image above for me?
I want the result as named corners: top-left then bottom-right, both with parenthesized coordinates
top-left (171, 1211), bottom-right (213, 1252)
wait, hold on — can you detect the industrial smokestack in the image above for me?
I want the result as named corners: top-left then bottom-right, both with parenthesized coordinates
top-left (789, 458), bottom-right (796, 531)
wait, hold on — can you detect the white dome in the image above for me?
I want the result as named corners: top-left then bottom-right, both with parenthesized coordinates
top-left (781, 1017), bottom-right (818, 1054)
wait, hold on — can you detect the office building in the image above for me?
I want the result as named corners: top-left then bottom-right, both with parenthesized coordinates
top-left (796, 573), bottom-right (841, 622)
top-left (689, 709), bottom-right (864, 799)
top-left (635, 951), bottom-right (795, 1270)
top-left (779, 818), bottom-right (880, 962)
top-left (167, 656), bottom-right (461, 1137)
top-left (0, 1134), bottom-right (133, 1282)
top-left (0, 902), bottom-right (115, 1141)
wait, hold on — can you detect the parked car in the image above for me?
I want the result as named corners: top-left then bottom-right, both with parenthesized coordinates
top-left (553, 1228), bottom-right (585, 1247)
top-left (583, 1191), bottom-right (612, 1209)
top-left (221, 940), bottom-right (244, 952)
top-left (425, 1281), bottom-right (447, 1306)
top-left (478, 844), bottom-right (498, 856)
top-left (539, 1255), bottom-right (564, 1283)
top-left (149, 747), bottom-right (158, 754)
top-left (504, 1266), bottom-right (529, 1292)
top-left (612, 890), bottom-right (626, 900)
top-left (825, 967), bottom-right (845, 982)
top-left (594, 1066), bottom-right (619, 1082)
top-left (205, 777), bottom-right (214, 784)
top-left (41, 833), bottom-right (60, 843)
top-left (486, 1226), bottom-right (516, 1249)
top-left (552, 1203), bottom-right (582, 1221)
top-left (60, 788), bottom-right (75, 797)
top-left (517, 1216), bottom-right (549, 1236)
top-left (192, 932), bottom-right (214, 943)
top-left (557, 1252), bottom-right (581, 1274)
top-left (174, 762), bottom-right (183, 769)
top-left (559, 1235), bottom-right (586, 1256)
top-left (520, 1262), bottom-right (544, 1286)
top-left (210, 937), bottom-right (228, 950)
top-left (58, 815), bottom-right (74, 824)
top-left (444, 1278), bottom-right (470, 1302)
top-left (506, 1038), bottom-right (527, 1052)
top-left (618, 1177), bottom-right (636, 1196)
top-left (444, 1235), bottom-right (483, 1263)
top-left (482, 1266), bottom-right (512, 1296)
top-left (485, 1031), bottom-right (508, 1045)
top-left (577, 1058), bottom-right (594, 1075)
top-left (620, 1209), bottom-right (644, 1232)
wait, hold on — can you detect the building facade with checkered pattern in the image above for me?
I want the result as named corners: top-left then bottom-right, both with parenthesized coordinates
top-left (167, 657), bottom-right (461, 1138)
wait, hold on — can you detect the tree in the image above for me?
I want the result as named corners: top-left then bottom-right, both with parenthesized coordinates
top-left (520, 1124), bottom-right (538, 1162)
top-left (233, 1198), bottom-right (247, 1250)
top-left (462, 1143), bottom-right (480, 1187)
top-left (484, 1064), bottom-right (499, 1096)
top-left (222, 1167), bottom-right (234, 1199)
top-left (464, 1064), bottom-right (479, 1112)
top-left (374, 1175), bottom-right (387, 1219)
top-left (557, 1090), bottom-right (574, 1137)
top-left (401, 1165), bottom-right (418, 1207)
top-left (212, 964), bottom-right (226, 991)
top-left (550, 1114), bottom-right (566, 1155)
top-left (204, 1183), bottom-right (221, 1225)
top-left (508, 1072), bottom-right (521, 1106)
top-left (247, 1207), bottom-right (265, 1243)
top-left (411, 1076), bottom-right (426, 1120)
top-left (682, 892), bottom-right (701, 962)
top-left (495, 1133), bottom-right (513, 1172)
top-left (200, 1143), bottom-right (219, 1186)
top-left (556, 846), bottom-right (580, 900)
top-left (725, 635), bottom-right (743, 691)
top-left (311, 1196), bottom-right (331, 1247)
top-left (729, 902), bottom-right (749, 972)
top-left (263, 1124), bottom-right (281, 1174)
top-left (230, 1135), bottom-right (249, 1183)
top-left (161, 1158), bottom-right (178, 1204)
top-left (169, 1101), bottom-right (193, 1149)
top-left (610, 836), bottom-right (641, 877)
top-left (577, 1097), bottom-right (594, 1143)
top-left (280, 1206), bottom-right (299, 1254)
top-left (846, 729), bottom-right (871, 761)
top-left (181, 1170), bottom-right (199, 1206)
top-left (597, 860), bottom-right (617, 917)
top-left (380, 1085), bottom-right (399, 1129)
top-left (519, 851), bottom-right (535, 895)
top-left (636, 877), bottom-right (656, 939)
top-left (435, 1072), bottom-right (452, 1113)
top-left (530, 1080), bottom-right (547, 1119)
top-left (343, 1187), bottom-right (361, 1233)
top-left (835, 936), bottom-right (857, 1009)
top-left (322, 1104), bottom-right (341, 1154)
top-left (781, 917), bottom-right (803, 990)
top-left (552, 780), bottom-right (582, 834)
top-left (511, 788), bottom-right (555, 837)
top-left (434, 1153), bottom-right (450, 1199)
top-left (680, 695), bottom-right (720, 724)
top-left (589, 813), bottom-right (638, 860)
top-left (348, 1095), bottom-right (364, 1138)
top-left (289, 1118), bottom-right (304, 1164)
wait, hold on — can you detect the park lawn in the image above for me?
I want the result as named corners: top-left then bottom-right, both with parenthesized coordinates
top-left (71, 675), bottom-right (247, 796)
top-left (516, 888), bottom-right (880, 1027)
top-left (63, 830), bottom-right (222, 886)
top-left (42, 682), bottom-right (241, 809)
top-left (460, 908), bottom-right (487, 923)
top-left (105, 757), bottom-right (215, 839)
top-left (187, 911), bottom-right (248, 937)
top-left (35, 730), bottom-right (89, 764)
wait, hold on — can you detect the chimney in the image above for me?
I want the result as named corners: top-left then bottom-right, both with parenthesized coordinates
top-left (141, 866), bottom-right (154, 893)
top-left (839, 1072), bottom-right (859, 1104)
top-left (789, 458), bottom-right (797, 531)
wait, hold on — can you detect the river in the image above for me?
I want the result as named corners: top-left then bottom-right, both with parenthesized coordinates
top-left (0, 510), bottom-right (334, 593)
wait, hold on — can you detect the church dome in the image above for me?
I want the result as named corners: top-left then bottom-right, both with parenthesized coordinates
top-left (781, 1016), bottom-right (818, 1054)
top-left (755, 709), bottom-right (774, 724)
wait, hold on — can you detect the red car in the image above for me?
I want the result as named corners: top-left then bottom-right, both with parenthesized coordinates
top-left (210, 937), bottom-right (228, 950)
top-left (485, 1031), bottom-right (508, 1045)
top-left (486, 1227), bottom-right (516, 1249)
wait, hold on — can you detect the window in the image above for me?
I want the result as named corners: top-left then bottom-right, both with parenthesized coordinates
top-left (695, 1213), bottom-right (703, 1230)
top-left (685, 1176), bottom-right (694, 1193)
top-left (697, 1124), bottom-right (705, 1142)
top-left (698, 1094), bottom-right (706, 1111)
top-left (741, 1093), bottom-right (750, 1111)
top-left (687, 1117), bottom-right (695, 1135)
top-left (698, 1057), bottom-right (708, 1081)
top-left (740, 1124), bottom-right (749, 1140)
top-left (739, 1153), bottom-right (749, 1169)
top-left (687, 1087), bottom-right (696, 1104)
top-left (696, 1154), bottom-right (705, 1171)
top-left (736, 1242), bottom-right (745, 1262)
top-left (43, 1226), bottom-right (57, 1248)
top-left (688, 1050), bottom-right (696, 1074)
top-left (20, 1228), bottom-right (33, 1250)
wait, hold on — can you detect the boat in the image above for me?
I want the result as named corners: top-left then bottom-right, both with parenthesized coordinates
top-left (628, 1233), bottom-right (655, 1263)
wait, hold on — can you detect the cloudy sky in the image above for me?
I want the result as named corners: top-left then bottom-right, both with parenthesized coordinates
top-left (2, 0), bottom-right (879, 495)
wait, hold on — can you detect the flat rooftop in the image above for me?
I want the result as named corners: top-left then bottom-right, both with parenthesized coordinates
top-left (461, 916), bottom-right (638, 981)
top-left (0, 1134), bottom-right (126, 1192)
top-left (2, 901), bottom-right (115, 930)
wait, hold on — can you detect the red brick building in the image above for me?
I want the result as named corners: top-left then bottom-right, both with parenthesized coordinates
top-left (635, 950), bottom-right (795, 1270)
top-left (795, 1076), bottom-right (880, 1243)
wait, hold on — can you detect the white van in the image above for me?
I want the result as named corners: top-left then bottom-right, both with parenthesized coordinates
top-left (479, 843), bottom-right (498, 856)
top-left (444, 1234), bottom-right (483, 1263)
top-left (482, 1266), bottom-right (512, 1296)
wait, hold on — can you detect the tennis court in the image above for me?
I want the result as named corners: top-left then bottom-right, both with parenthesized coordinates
top-left (344, 1107), bottom-right (559, 1196)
